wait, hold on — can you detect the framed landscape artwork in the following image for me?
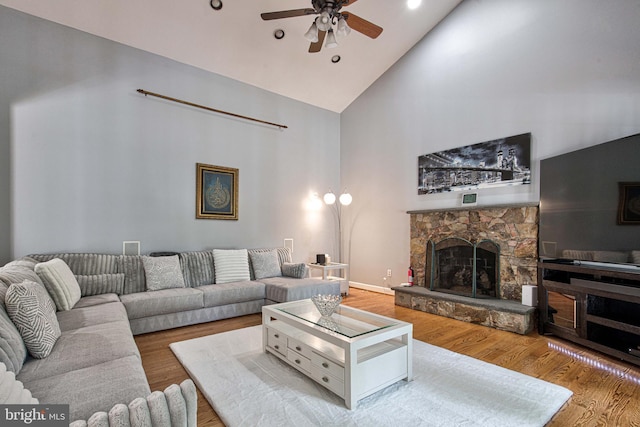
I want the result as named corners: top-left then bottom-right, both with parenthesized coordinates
top-left (196, 163), bottom-right (238, 220)
top-left (418, 133), bottom-right (531, 195)
top-left (617, 182), bottom-right (640, 225)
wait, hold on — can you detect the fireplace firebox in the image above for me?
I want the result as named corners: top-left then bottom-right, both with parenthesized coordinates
top-left (426, 237), bottom-right (500, 298)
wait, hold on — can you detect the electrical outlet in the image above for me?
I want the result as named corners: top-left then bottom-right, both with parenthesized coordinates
top-left (387, 269), bottom-right (392, 277)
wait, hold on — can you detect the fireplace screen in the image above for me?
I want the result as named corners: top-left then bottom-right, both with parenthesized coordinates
top-left (426, 237), bottom-right (500, 298)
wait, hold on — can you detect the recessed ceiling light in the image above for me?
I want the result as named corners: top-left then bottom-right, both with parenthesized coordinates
top-left (331, 55), bottom-right (341, 64)
top-left (273, 29), bottom-right (285, 40)
top-left (407, 0), bottom-right (421, 10)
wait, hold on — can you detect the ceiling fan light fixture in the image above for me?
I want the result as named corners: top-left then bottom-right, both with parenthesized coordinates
top-left (336, 16), bottom-right (351, 37)
top-left (304, 22), bottom-right (319, 42)
top-left (325, 28), bottom-right (338, 48)
top-left (315, 12), bottom-right (332, 32)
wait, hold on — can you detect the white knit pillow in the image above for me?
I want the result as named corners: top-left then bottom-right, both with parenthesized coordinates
top-left (5, 281), bottom-right (61, 359)
top-left (213, 249), bottom-right (250, 284)
top-left (34, 258), bottom-right (81, 311)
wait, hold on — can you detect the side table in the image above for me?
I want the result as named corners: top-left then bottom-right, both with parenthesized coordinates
top-left (308, 262), bottom-right (350, 296)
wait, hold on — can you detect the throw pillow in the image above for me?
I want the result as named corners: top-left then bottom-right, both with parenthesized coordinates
top-left (631, 250), bottom-right (640, 265)
top-left (249, 250), bottom-right (282, 280)
top-left (213, 249), bottom-right (250, 284)
top-left (281, 263), bottom-right (308, 279)
top-left (141, 256), bottom-right (186, 291)
top-left (0, 304), bottom-right (28, 373)
top-left (75, 274), bottom-right (125, 296)
top-left (5, 281), bottom-right (61, 359)
top-left (34, 258), bottom-right (82, 311)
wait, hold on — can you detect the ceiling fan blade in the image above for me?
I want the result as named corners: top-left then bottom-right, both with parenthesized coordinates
top-left (342, 12), bottom-right (383, 39)
top-left (309, 30), bottom-right (326, 53)
top-left (342, 0), bottom-right (359, 6)
top-left (261, 8), bottom-right (316, 20)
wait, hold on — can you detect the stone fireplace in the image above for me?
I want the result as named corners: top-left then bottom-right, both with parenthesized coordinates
top-left (428, 237), bottom-right (500, 299)
top-left (395, 203), bottom-right (539, 334)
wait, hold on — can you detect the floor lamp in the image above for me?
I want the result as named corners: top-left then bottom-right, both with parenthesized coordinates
top-left (323, 190), bottom-right (352, 263)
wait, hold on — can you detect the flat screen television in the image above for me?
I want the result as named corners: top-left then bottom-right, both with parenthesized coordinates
top-left (539, 133), bottom-right (640, 269)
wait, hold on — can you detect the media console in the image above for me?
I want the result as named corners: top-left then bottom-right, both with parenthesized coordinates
top-left (537, 261), bottom-right (640, 366)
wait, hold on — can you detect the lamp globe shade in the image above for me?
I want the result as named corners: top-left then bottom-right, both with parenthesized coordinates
top-left (323, 192), bottom-right (336, 205)
top-left (339, 193), bottom-right (352, 206)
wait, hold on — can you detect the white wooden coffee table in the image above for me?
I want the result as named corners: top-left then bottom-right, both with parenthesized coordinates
top-left (262, 299), bottom-right (412, 409)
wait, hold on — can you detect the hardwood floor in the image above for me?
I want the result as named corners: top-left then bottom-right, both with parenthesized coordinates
top-left (134, 289), bottom-right (640, 426)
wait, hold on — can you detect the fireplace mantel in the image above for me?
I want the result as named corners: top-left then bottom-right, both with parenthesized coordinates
top-left (407, 202), bottom-right (539, 215)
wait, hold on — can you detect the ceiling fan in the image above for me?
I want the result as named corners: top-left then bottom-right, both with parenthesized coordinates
top-left (261, 0), bottom-right (383, 53)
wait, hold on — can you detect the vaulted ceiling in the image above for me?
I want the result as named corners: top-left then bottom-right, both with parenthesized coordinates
top-left (0, 0), bottom-right (462, 112)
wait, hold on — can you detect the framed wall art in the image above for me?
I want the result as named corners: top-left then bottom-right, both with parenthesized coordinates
top-left (418, 133), bottom-right (531, 195)
top-left (617, 182), bottom-right (640, 225)
top-left (196, 163), bottom-right (238, 220)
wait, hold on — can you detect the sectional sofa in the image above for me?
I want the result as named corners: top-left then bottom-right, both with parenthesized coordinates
top-left (0, 247), bottom-right (339, 424)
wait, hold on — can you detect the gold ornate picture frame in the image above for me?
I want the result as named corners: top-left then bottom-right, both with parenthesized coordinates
top-left (196, 163), bottom-right (238, 220)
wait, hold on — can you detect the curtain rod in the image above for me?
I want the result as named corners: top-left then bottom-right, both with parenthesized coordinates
top-left (136, 89), bottom-right (288, 130)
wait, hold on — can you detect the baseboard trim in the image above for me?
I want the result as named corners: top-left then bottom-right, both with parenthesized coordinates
top-left (349, 281), bottom-right (395, 296)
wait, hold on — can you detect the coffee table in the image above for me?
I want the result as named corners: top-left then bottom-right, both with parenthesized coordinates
top-left (262, 299), bottom-right (412, 409)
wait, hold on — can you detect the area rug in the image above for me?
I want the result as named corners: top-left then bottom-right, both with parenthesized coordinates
top-left (170, 326), bottom-right (572, 427)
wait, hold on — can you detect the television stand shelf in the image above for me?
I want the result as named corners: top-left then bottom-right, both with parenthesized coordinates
top-left (537, 261), bottom-right (640, 367)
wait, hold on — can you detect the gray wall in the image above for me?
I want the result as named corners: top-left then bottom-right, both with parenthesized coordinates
top-left (0, 7), bottom-right (340, 264)
top-left (341, 0), bottom-right (640, 288)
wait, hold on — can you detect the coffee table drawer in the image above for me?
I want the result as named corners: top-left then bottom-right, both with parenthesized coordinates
top-left (267, 327), bottom-right (287, 356)
top-left (311, 352), bottom-right (344, 381)
top-left (288, 337), bottom-right (313, 359)
top-left (311, 365), bottom-right (344, 398)
top-left (287, 351), bottom-right (311, 372)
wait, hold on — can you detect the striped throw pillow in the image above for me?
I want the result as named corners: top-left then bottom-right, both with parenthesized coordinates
top-left (34, 258), bottom-right (81, 311)
top-left (213, 249), bottom-right (250, 284)
top-left (281, 263), bottom-right (308, 279)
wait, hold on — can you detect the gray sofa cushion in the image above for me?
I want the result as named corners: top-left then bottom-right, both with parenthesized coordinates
top-left (30, 253), bottom-right (121, 276)
top-left (261, 277), bottom-right (340, 303)
top-left (75, 274), bottom-right (125, 296)
top-left (249, 250), bottom-right (282, 279)
top-left (17, 320), bottom-right (140, 384)
top-left (6, 281), bottom-right (61, 359)
top-left (56, 302), bottom-right (129, 332)
top-left (0, 303), bottom-right (27, 374)
top-left (121, 256), bottom-right (146, 295)
top-left (179, 251), bottom-right (215, 288)
top-left (142, 256), bottom-right (186, 291)
top-left (199, 281), bottom-right (266, 308)
top-left (248, 248), bottom-right (293, 280)
top-left (120, 288), bottom-right (203, 320)
top-left (24, 355), bottom-right (151, 423)
top-left (2, 257), bottom-right (39, 271)
top-left (74, 294), bottom-right (121, 308)
top-left (0, 265), bottom-right (44, 288)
